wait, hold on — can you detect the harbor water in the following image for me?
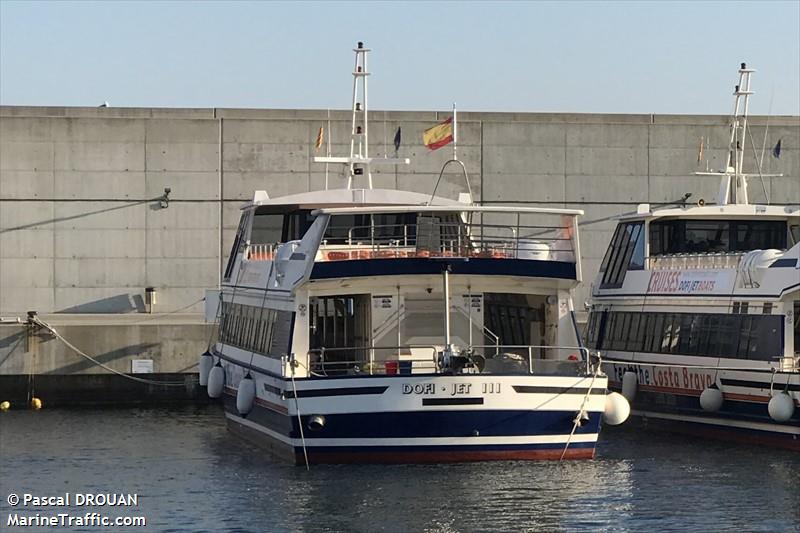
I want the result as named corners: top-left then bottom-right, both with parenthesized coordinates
top-left (1, 406), bottom-right (798, 532)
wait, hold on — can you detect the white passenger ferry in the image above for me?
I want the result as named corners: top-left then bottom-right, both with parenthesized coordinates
top-left (588, 64), bottom-right (799, 451)
top-left (198, 43), bottom-right (628, 465)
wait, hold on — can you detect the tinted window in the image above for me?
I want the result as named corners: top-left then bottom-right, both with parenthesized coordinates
top-left (588, 310), bottom-right (783, 361)
top-left (650, 219), bottom-right (787, 255)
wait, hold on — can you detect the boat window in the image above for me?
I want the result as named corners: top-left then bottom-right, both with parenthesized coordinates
top-left (223, 212), bottom-right (251, 281)
top-left (731, 220), bottom-right (787, 251)
top-left (219, 300), bottom-right (293, 359)
top-left (284, 210), bottom-right (316, 241)
top-left (599, 222), bottom-right (645, 288)
top-left (649, 219), bottom-right (787, 255)
top-left (794, 301), bottom-right (800, 357)
top-left (626, 314), bottom-right (641, 351)
top-left (790, 225), bottom-right (800, 246)
top-left (587, 309), bottom-right (784, 361)
top-left (324, 213), bottom-right (418, 245)
top-left (251, 213), bottom-right (284, 244)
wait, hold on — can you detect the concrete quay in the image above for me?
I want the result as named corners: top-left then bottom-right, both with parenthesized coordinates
top-left (1, 105), bottom-right (798, 404)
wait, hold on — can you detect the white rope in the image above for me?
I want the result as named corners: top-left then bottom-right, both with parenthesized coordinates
top-left (289, 355), bottom-right (310, 471)
top-left (31, 317), bottom-right (189, 387)
top-left (559, 356), bottom-right (601, 461)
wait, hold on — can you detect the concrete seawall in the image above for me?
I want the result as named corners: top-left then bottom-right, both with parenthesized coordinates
top-left (1, 105), bottom-right (798, 398)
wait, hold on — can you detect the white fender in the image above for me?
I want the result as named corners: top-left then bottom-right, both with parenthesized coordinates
top-left (199, 350), bottom-right (213, 387)
top-left (603, 392), bottom-right (630, 426)
top-left (622, 371), bottom-right (638, 403)
top-left (699, 386), bottom-right (724, 412)
top-left (768, 392), bottom-right (795, 423)
top-left (236, 374), bottom-right (256, 415)
top-left (207, 362), bottom-right (225, 399)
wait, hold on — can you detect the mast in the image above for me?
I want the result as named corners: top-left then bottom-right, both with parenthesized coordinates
top-left (695, 63), bottom-right (781, 206)
top-left (314, 42), bottom-right (409, 189)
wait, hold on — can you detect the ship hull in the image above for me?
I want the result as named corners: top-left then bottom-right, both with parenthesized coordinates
top-left (220, 372), bottom-right (608, 465)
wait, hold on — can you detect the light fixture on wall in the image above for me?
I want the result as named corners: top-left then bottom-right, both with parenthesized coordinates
top-left (160, 187), bottom-right (171, 209)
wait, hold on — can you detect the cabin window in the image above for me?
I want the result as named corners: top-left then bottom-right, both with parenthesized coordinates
top-left (251, 213), bottom-right (283, 244)
top-left (731, 220), bottom-right (786, 251)
top-left (284, 210), bottom-right (315, 241)
top-left (649, 219), bottom-right (787, 255)
top-left (223, 213), bottom-right (251, 281)
top-left (599, 222), bottom-right (644, 288)
top-left (219, 300), bottom-right (293, 359)
top-left (586, 310), bottom-right (784, 361)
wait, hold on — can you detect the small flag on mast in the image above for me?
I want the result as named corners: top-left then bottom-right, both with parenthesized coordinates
top-left (697, 136), bottom-right (704, 164)
top-left (315, 126), bottom-right (324, 151)
top-left (423, 117), bottom-right (454, 151)
top-left (772, 138), bottom-right (782, 159)
top-left (393, 127), bottom-right (402, 154)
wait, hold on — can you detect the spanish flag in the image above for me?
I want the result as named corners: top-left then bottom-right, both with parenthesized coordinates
top-left (423, 118), bottom-right (454, 151)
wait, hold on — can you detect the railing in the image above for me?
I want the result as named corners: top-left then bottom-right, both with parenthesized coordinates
top-left (469, 345), bottom-right (594, 375)
top-left (307, 345), bottom-right (439, 376)
top-left (647, 252), bottom-right (745, 270)
top-left (304, 344), bottom-right (596, 376)
top-left (247, 243), bottom-right (276, 261)
top-left (317, 219), bottom-right (576, 263)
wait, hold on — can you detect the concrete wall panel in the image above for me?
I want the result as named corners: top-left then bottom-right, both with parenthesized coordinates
top-left (54, 258), bottom-right (146, 288)
top-left (52, 202), bottom-right (146, 230)
top-left (145, 171), bottom-right (220, 201)
top-left (51, 118), bottom-right (145, 143)
top-left (0, 229), bottom-right (53, 258)
top-left (53, 170), bottom-right (145, 199)
top-left (54, 229), bottom-right (145, 259)
top-left (0, 170), bottom-right (54, 198)
top-left (1, 141), bottom-right (54, 170)
top-left (145, 142), bottom-right (219, 172)
top-left (54, 142), bottom-right (144, 172)
top-left (1, 257), bottom-right (53, 288)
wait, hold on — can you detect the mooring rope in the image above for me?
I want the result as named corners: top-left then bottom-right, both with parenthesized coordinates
top-left (31, 317), bottom-right (190, 387)
top-left (559, 354), bottom-right (601, 462)
top-left (289, 354), bottom-right (310, 471)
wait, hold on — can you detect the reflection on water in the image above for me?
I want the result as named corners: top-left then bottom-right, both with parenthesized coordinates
top-left (1, 407), bottom-right (797, 532)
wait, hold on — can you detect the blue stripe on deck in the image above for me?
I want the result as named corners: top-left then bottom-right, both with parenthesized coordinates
top-left (310, 258), bottom-right (576, 280)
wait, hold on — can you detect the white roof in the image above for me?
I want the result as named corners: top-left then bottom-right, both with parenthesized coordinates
top-left (242, 188), bottom-right (467, 210)
top-left (618, 203), bottom-right (800, 222)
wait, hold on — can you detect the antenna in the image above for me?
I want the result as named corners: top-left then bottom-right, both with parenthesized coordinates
top-left (313, 42), bottom-right (409, 190)
top-left (694, 63), bottom-right (782, 206)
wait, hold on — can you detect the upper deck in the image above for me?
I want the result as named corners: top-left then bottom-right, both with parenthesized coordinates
top-left (224, 191), bottom-right (587, 290)
top-left (592, 202), bottom-right (800, 298)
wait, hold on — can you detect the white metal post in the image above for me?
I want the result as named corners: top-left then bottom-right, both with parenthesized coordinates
top-left (443, 268), bottom-right (451, 348)
top-left (452, 102), bottom-right (458, 162)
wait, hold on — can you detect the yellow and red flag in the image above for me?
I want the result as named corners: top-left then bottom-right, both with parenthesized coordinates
top-left (423, 118), bottom-right (454, 151)
top-left (315, 126), bottom-right (324, 151)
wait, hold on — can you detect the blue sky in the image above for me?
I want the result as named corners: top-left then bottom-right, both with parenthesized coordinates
top-left (1, 1), bottom-right (798, 114)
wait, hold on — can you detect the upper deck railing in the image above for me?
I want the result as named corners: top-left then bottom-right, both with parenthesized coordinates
top-left (246, 205), bottom-right (584, 265)
top-left (647, 252), bottom-right (746, 270)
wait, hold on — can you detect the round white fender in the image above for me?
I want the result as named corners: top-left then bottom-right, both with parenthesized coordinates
top-left (622, 371), bottom-right (638, 403)
top-left (700, 386), bottom-right (724, 412)
top-left (199, 350), bottom-right (213, 387)
top-left (236, 374), bottom-right (256, 415)
top-left (603, 392), bottom-right (630, 426)
top-left (768, 392), bottom-right (795, 423)
top-left (207, 362), bottom-right (225, 399)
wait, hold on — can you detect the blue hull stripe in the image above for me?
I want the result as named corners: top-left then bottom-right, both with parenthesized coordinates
top-left (310, 257), bottom-right (576, 280)
top-left (225, 394), bottom-right (602, 439)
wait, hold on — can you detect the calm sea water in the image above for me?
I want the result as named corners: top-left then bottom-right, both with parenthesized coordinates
top-left (1, 406), bottom-right (797, 533)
